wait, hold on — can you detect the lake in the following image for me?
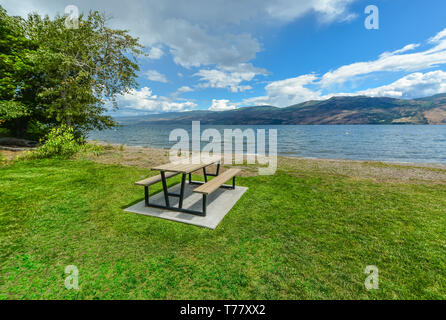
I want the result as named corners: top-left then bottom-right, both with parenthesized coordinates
top-left (89, 124), bottom-right (446, 164)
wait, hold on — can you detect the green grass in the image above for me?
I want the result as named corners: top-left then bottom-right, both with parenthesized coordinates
top-left (1, 159), bottom-right (445, 299)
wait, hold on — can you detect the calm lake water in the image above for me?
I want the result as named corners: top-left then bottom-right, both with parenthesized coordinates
top-left (89, 124), bottom-right (446, 164)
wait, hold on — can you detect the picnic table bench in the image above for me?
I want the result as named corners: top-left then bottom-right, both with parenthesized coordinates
top-left (135, 161), bottom-right (241, 216)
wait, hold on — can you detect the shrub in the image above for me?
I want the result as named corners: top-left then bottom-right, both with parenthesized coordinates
top-left (26, 121), bottom-right (51, 141)
top-left (24, 125), bottom-right (80, 159)
top-left (80, 143), bottom-right (105, 156)
top-left (0, 126), bottom-right (10, 137)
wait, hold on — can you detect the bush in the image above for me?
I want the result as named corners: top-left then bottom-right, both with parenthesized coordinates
top-left (0, 153), bottom-right (6, 165)
top-left (80, 143), bottom-right (105, 156)
top-left (24, 125), bottom-right (80, 159)
top-left (26, 121), bottom-right (51, 141)
top-left (0, 126), bottom-right (10, 137)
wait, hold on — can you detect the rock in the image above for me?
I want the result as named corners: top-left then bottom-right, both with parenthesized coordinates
top-left (0, 137), bottom-right (39, 147)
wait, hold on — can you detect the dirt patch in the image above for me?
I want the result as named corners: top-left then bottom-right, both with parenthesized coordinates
top-left (78, 142), bottom-right (170, 168)
top-left (0, 149), bottom-right (25, 161)
top-left (424, 107), bottom-right (446, 124)
top-left (278, 156), bottom-right (446, 184)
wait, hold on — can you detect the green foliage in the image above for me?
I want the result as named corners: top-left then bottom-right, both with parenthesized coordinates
top-left (24, 125), bottom-right (80, 159)
top-left (0, 101), bottom-right (30, 121)
top-left (0, 5), bottom-right (144, 139)
top-left (0, 127), bottom-right (9, 137)
top-left (80, 142), bottom-right (105, 156)
top-left (25, 120), bottom-right (51, 141)
top-left (24, 10), bottom-right (144, 138)
top-left (0, 6), bottom-right (37, 136)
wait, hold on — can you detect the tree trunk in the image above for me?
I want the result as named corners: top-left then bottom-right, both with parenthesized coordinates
top-left (61, 89), bottom-right (72, 127)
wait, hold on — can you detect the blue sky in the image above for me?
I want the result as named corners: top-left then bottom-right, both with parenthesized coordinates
top-left (2, 0), bottom-right (446, 115)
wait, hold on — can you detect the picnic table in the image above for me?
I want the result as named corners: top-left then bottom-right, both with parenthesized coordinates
top-left (135, 161), bottom-right (241, 217)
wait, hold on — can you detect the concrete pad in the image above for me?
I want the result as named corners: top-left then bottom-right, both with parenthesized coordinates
top-left (124, 183), bottom-right (248, 229)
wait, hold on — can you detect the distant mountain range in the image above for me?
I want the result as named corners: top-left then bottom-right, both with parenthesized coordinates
top-left (118, 93), bottom-right (446, 125)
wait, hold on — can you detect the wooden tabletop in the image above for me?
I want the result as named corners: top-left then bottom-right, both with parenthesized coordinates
top-left (152, 161), bottom-right (218, 174)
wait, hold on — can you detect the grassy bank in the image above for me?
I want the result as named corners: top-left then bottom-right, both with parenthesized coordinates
top-left (1, 151), bottom-right (446, 299)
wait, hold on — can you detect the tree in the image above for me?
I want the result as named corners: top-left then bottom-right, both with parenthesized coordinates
top-left (0, 6), bottom-right (37, 137)
top-left (0, 6), bottom-right (144, 138)
top-left (25, 10), bottom-right (144, 138)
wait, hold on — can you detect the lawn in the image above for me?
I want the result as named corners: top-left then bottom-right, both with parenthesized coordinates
top-left (1, 158), bottom-right (446, 299)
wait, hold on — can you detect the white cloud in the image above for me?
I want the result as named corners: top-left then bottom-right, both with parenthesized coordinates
top-left (241, 29), bottom-right (446, 107)
top-left (391, 43), bottom-right (420, 55)
top-left (171, 86), bottom-right (194, 97)
top-left (333, 71), bottom-right (446, 99)
top-left (143, 70), bottom-right (168, 83)
top-left (266, 0), bottom-right (357, 23)
top-left (244, 74), bottom-right (321, 107)
top-left (195, 69), bottom-right (252, 92)
top-left (379, 44), bottom-right (420, 59)
top-left (147, 46), bottom-right (164, 60)
top-left (166, 28), bottom-right (260, 68)
top-left (209, 99), bottom-right (237, 111)
top-left (429, 28), bottom-right (446, 43)
top-left (119, 87), bottom-right (197, 112)
top-left (244, 69), bottom-right (446, 108)
top-left (176, 86), bottom-right (194, 94)
top-left (195, 64), bottom-right (266, 92)
top-left (1, 0), bottom-right (359, 69)
top-left (321, 28), bottom-right (446, 87)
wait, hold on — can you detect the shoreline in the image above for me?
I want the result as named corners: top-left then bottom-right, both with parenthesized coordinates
top-left (85, 141), bottom-right (446, 185)
top-left (2, 140), bottom-right (445, 183)
top-left (88, 140), bottom-right (446, 170)
top-left (81, 140), bottom-right (446, 184)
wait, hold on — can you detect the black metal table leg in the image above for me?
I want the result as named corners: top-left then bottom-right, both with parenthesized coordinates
top-left (144, 186), bottom-right (150, 206)
top-left (179, 173), bottom-right (186, 209)
top-left (142, 162), bottom-right (234, 216)
top-left (160, 171), bottom-right (170, 207)
top-left (143, 170), bottom-right (210, 216)
top-left (202, 194), bottom-right (207, 216)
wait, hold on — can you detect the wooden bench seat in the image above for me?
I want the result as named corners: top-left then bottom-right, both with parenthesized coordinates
top-left (193, 168), bottom-right (241, 195)
top-left (135, 172), bottom-right (179, 187)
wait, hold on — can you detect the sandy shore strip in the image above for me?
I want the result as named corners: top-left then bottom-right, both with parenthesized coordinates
top-left (78, 140), bottom-right (446, 184)
top-left (2, 140), bottom-right (446, 183)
